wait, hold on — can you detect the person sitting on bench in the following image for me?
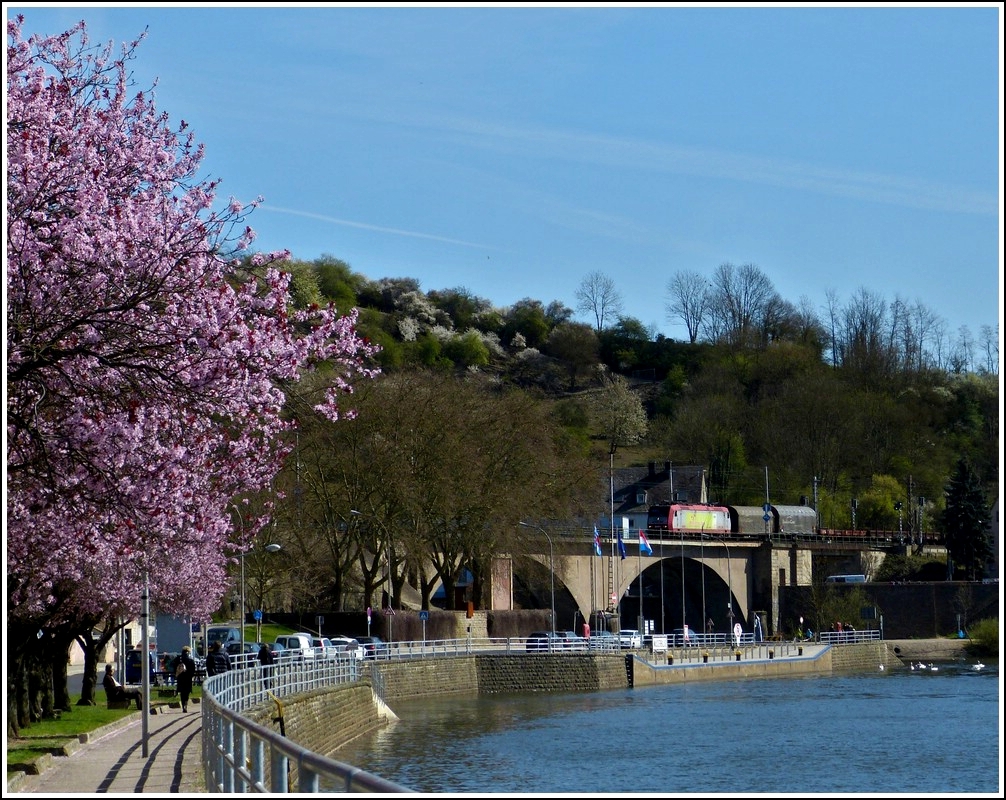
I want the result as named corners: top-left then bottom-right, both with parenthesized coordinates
top-left (103, 663), bottom-right (143, 709)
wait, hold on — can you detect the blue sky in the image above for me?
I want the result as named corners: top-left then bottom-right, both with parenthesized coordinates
top-left (9, 4), bottom-right (1003, 344)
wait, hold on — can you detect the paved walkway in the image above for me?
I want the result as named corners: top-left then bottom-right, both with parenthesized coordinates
top-left (10, 704), bottom-right (206, 795)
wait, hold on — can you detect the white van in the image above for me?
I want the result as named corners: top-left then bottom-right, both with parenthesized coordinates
top-left (274, 633), bottom-right (316, 660)
top-left (204, 625), bottom-right (241, 653)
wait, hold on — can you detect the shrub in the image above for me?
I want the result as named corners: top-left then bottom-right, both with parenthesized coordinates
top-left (964, 617), bottom-right (998, 657)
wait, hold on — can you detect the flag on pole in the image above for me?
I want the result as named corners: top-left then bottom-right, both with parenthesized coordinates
top-left (639, 530), bottom-right (653, 555)
top-left (593, 527), bottom-right (603, 556)
top-left (617, 530), bottom-right (627, 560)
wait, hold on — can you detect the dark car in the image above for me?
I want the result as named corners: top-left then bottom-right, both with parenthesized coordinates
top-left (525, 631), bottom-right (562, 652)
top-left (225, 641), bottom-right (262, 656)
top-left (354, 636), bottom-right (387, 660)
top-left (557, 631), bottom-right (587, 651)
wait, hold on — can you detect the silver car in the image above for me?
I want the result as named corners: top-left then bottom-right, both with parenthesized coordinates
top-left (618, 629), bottom-right (643, 649)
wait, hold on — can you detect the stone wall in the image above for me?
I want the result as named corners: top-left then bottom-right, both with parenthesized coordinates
top-left (371, 653), bottom-right (628, 701)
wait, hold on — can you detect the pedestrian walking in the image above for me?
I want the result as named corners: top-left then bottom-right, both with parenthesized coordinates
top-left (173, 645), bottom-right (196, 711)
top-left (205, 641), bottom-right (231, 676)
top-left (258, 642), bottom-right (275, 690)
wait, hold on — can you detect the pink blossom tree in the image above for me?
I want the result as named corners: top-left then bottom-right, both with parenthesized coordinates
top-left (6, 17), bottom-right (379, 728)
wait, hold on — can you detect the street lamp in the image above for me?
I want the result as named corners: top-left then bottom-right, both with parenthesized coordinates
top-left (240, 543), bottom-right (282, 652)
top-left (233, 504), bottom-right (284, 651)
top-left (519, 522), bottom-right (555, 634)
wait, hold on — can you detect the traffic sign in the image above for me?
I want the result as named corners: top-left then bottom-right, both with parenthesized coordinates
top-left (763, 513), bottom-right (771, 523)
top-left (762, 503), bottom-right (771, 512)
top-left (253, 609), bottom-right (262, 621)
top-left (419, 610), bottom-right (429, 621)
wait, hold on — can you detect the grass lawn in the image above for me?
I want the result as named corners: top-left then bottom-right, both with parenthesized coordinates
top-left (6, 685), bottom-right (203, 776)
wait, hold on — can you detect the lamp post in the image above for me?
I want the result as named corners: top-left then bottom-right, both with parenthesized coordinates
top-left (234, 502), bottom-right (284, 651)
top-left (240, 543), bottom-right (282, 651)
top-left (520, 522), bottom-right (555, 634)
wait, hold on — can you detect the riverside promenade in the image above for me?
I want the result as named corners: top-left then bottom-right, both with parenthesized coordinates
top-left (6, 638), bottom-right (970, 795)
top-left (9, 704), bottom-right (205, 795)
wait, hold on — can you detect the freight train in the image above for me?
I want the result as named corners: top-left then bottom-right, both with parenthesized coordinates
top-left (645, 502), bottom-right (934, 545)
top-left (646, 502), bottom-right (818, 538)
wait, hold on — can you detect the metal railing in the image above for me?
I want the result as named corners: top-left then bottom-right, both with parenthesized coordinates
top-left (201, 656), bottom-right (411, 793)
top-left (816, 629), bottom-right (881, 645)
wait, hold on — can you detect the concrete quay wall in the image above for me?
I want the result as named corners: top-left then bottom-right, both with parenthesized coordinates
top-left (374, 652), bottom-right (629, 701)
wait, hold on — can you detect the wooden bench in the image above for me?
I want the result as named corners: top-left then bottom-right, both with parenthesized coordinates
top-left (157, 687), bottom-right (178, 698)
top-left (106, 698), bottom-right (132, 710)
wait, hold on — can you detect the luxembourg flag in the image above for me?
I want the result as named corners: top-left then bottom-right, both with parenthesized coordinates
top-left (639, 530), bottom-right (654, 556)
top-left (593, 527), bottom-right (603, 556)
top-left (617, 530), bottom-right (627, 560)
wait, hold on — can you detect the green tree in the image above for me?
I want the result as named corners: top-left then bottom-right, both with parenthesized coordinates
top-left (940, 458), bottom-right (992, 581)
top-left (501, 298), bottom-right (551, 349)
top-left (544, 322), bottom-right (599, 390)
top-left (443, 330), bottom-right (491, 368)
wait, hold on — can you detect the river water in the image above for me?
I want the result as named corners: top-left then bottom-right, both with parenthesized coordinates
top-left (333, 658), bottom-right (1001, 794)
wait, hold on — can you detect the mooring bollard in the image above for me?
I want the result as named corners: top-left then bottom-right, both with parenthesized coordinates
top-left (735, 651), bottom-right (741, 661)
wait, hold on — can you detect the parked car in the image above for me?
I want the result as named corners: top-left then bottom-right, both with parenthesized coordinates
top-left (329, 635), bottom-right (364, 661)
top-left (311, 636), bottom-right (341, 661)
top-left (274, 633), bottom-right (316, 661)
top-left (225, 641), bottom-right (262, 656)
top-left (205, 625), bottom-right (242, 653)
top-left (354, 635), bottom-right (387, 660)
top-left (557, 631), bottom-right (587, 651)
top-left (525, 631), bottom-right (562, 652)
top-left (266, 642), bottom-right (286, 662)
top-left (618, 629), bottom-right (643, 649)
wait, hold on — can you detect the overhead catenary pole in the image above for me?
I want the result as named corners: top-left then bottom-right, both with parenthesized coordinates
top-left (764, 466), bottom-right (771, 536)
top-left (680, 520), bottom-right (686, 639)
top-left (700, 525), bottom-right (706, 635)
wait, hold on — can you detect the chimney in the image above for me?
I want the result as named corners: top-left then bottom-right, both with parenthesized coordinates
top-left (648, 461), bottom-right (656, 477)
